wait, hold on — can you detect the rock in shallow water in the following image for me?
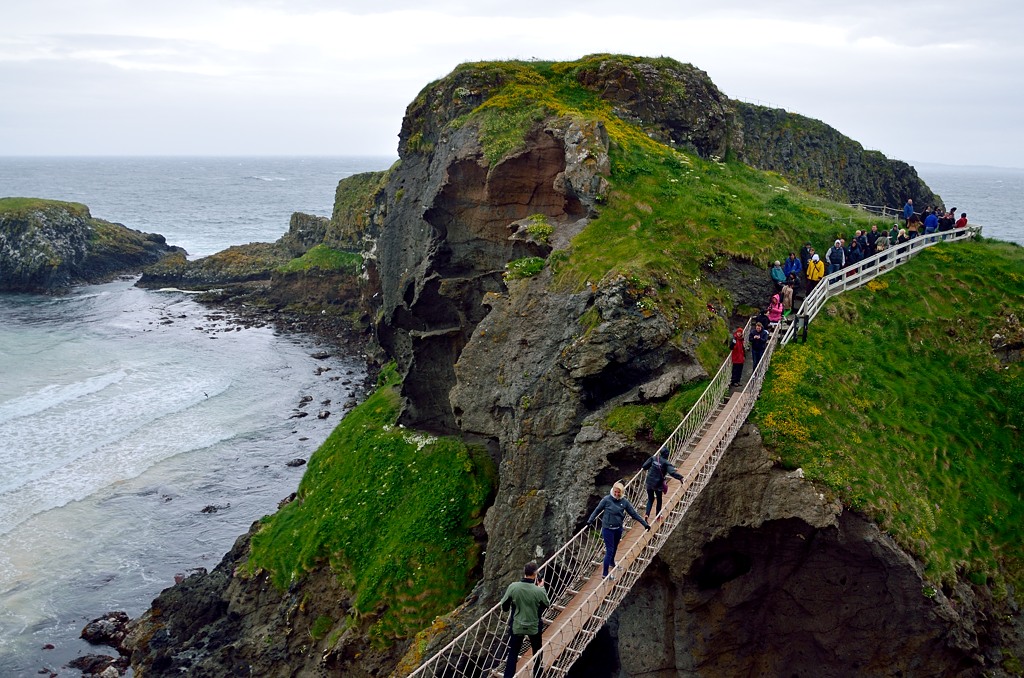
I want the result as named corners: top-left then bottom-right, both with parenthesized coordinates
top-left (80, 611), bottom-right (130, 647)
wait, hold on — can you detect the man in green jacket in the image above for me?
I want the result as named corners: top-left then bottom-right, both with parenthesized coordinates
top-left (500, 560), bottom-right (550, 678)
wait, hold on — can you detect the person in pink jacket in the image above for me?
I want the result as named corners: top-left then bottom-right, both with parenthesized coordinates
top-left (767, 293), bottom-right (784, 326)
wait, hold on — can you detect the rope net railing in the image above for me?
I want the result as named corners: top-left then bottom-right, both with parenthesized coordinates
top-left (405, 226), bottom-right (980, 678)
top-left (403, 321), bottom-right (759, 678)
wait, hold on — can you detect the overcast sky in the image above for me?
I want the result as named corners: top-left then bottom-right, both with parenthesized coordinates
top-left (2, 1), bottom-right (1021, 167)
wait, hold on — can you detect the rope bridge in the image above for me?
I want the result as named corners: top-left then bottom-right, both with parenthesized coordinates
top-left (402, 225), bottom-right (980, 678)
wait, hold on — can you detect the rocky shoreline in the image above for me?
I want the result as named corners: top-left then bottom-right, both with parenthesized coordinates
top-left (58, 293), bottom-right (377, 678)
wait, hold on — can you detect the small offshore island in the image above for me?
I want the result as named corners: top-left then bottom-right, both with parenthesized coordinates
top-left (0, 197), bottom-right (182, 293)
top-left (6, 55), bottom-right (1022, 677)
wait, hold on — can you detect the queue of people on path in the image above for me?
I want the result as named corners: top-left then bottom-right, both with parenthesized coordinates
top-left (781, 200), bottom-right (969, 299)
top-left (903, 198), bottom-right (968, 235)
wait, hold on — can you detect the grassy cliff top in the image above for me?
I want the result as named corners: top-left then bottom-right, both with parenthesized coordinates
top-left (411, 55), bottom-right (895, 368)
top-left (755, 240), bottom-right (1024, 592)
top-left (0, 196), bottom-right (90, 218)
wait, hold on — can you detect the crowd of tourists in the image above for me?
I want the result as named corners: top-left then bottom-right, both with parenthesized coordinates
top-left (736, 200), bottom-right (971, 388)
top-left (770, 201), bottom-right (969, 302)
top-left (902, 199), bottom-right (968, 238)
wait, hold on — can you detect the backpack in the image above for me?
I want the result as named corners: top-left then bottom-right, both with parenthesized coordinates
top-left (652, 455), bottom-right (669, 493)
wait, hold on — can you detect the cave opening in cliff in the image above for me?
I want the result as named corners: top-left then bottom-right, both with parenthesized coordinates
top-left (580, 363), bottom-right (652, 409)
top-left (693, 550), bottom-right (754, 590)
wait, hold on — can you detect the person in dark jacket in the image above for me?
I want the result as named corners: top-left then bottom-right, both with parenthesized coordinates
top-left (729, 326), bottom-right (745, 387)
top-left (799, 242), bottom-right (813, 278)
top-left (500, 560), bottom-right (550, 678)
top-left (847, 238), bottom-right (863, 269)
top-left (856, 229), bottom-right (870, 256)
top-left (825, 239), bottom-right (845, 275)
top-left (749, 321), bottom-right (770, 369)
top-left (641, 447), bottom-right (684, 521)
top-left (938, 209), bottom-right (955, 232)
top-left (588, 482), bottom-right (650, 579)
top-left (866, 224), bottom-right (881, 251)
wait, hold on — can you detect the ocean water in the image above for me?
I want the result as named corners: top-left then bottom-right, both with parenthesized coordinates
top-left (915, 163), bottom-right (1024, 246)
top-left (0, 156), bottom-right (394, 676)
top-left (0, 156), bottom-right (394, 258)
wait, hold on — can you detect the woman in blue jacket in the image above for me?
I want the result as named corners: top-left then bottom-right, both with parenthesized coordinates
top-left (588, 482), bottom-right (650, 579)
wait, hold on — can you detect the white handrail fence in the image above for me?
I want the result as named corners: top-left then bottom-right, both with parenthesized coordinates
top-left (847, 203), bottom-right (902, 222)
top-left (781, 226), bottom-right (980, 345)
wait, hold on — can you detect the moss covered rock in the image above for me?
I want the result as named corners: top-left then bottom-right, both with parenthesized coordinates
top-left (0, 197), bottom-right (182, 293)
top-left (137, 242), bottom-right (292, 288)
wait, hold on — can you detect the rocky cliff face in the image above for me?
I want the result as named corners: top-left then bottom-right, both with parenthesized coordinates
top-left (731, 102), bottom-right (943, 209)
top-left (118, 56), bottom-right (1019, 677)
top-left (0, 198), bottom-right (181, 293)
top-left (568, 424), bottom-right (1005, 677)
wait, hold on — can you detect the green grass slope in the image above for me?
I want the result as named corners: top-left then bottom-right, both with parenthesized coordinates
top-left (245, 363), bottom-right (496, 645)
top-left (276, 243), bottom-right (361, 274)
top-left (0, 196), bottom-right (90, 217)
top-left (755, 240), bottom-right (1024, 592)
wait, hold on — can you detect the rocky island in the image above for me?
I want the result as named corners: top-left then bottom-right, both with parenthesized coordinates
top-left (0, 198), bottom-right (182, 293)
top-left (73, 55), bottom-right (1022, 677)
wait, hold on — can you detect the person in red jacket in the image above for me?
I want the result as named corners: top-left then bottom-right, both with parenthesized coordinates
top-left (729, 327), bottom-right (745, 387)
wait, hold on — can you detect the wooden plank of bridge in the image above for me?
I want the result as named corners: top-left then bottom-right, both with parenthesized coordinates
top-left (675, 390), bottom-right (746, 477)
top-left (508, 391), bottom-right (748, 676)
